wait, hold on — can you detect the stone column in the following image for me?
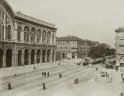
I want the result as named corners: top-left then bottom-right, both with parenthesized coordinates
top-left (35, 51), bottom-right (37, 64)
top-left (40, 51), bottom-right (42, 63)
top-left (15, 53), bottom-right (18, 67)
top-left (21, 31), bottom-right (24, 43)
top-left (3, 51), bottom-right (6, 68)
top-left (50, 33), bottom-right (52, 45)
top-left (54, 33), bottom-right (56, 45)
top-left (21, 51), bottom-right (24, 66)
top-left (12, 51), bottom-right (16, 67)
top-left (21, 25), bottom-right (24, 43)
top-left (14, 22), bottom-right (17, 42)
top-left (54, 51), bottom-right (56, 62)
top-left (50, 51), bottom-right (52, 62)
top-left (28, 51), bottom-right (31, 65)
top-left (45, 51), bottom-right (47, 62)
top-left (3, 13), bottom-right (6, 41)
top-left (40, 35), bottom-right (42, 44)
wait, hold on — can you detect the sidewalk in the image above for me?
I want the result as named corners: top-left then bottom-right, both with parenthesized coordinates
top-left (75, 68), bottom-right (124, 96)
top-left (0, 59), bottom-right (80, 78)
top-left (0, 62), bottom-right (58, 78)
top-left (56, 67), bottom-right (123, 96)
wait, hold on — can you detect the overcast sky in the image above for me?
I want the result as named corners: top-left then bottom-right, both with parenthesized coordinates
top-left (7, 0), bottom-right (124, 47)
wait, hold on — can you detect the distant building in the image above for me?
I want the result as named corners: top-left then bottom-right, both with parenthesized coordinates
top-left (115, 27), bottom-right (124, 67)
top-left (0, 0), bottom-right (57, 68)
top-left (56, 35), bottom-right (90, 60)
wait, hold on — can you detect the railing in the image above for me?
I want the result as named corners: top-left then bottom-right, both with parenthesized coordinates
top-left (16, 12), bottom-right (55, 28)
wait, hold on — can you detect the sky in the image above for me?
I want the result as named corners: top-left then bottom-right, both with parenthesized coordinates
top-left (7, 0), bottom-right (124, 48)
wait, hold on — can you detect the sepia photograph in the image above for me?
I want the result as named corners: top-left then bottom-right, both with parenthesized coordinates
top-left (0, 0), bottom-right (124, 96)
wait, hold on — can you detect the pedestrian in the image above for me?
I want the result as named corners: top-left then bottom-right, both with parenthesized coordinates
top-left (42, 83), bottom-right (46, 90)
top-left (33, 65), bottom-right (36, 71)
top-left (45, 72), bottom-right (46, 77)
top-left (8, 83), bottom-right (12, 90)
top-left (47, 72), bottom-right (49, 77)
top-left (120, 92), bottom-right (124, 96)
top-left (42, 72), bottom-right (44, 76)
top-left (115, 68), bottom-right (117, 72)
top-left (96, 67), bottom-right (98, 71)
top-left (121, 73), bottom-right (123, 77)
top-left (74, 78), bottom-right (79, 84)
top-left (122, 77), bottom-right (124, 83)
top-left (15, 73), bottom-right (18, 77)
top-left (59, 73), bottom-right (62, 78)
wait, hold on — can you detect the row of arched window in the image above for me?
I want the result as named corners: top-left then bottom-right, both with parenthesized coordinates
top-left (0, 7), bottom-right (55, 44)
top-left (17, 26), bottom-right (55, 44)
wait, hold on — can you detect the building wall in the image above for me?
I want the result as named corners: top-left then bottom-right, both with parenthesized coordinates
top-left (56, 39), bottom-right (78, 60)
top-left (0, 0), bottom-right (57, 68)
top-left (115, 28), bottom-right (124, 67)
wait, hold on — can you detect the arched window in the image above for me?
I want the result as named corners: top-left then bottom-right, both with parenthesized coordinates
top-left (0, 8), bottom-right (13, 41)
top-left (37, 29), bottom-right (41, 43)
top-left (42, 31), bottom-right (46, 44)
top-left (7, 25), bottom-right (11, 40)
top-left (47, 32), bottom-right (51, 44)
top-left (31, 28), bottom-right (35, 42)
top-left (52, 34), bottom-right (54, 45)
top-left (0, 8), bottom-right (2, 19)
top-left (2, 12), bottom-right (4, 20)
top-left (17, 27), bottom-right (21, 41)
top-left (24, 26), bottom-right (29, 42)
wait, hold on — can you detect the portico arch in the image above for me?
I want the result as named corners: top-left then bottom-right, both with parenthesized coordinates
top-left (42, 49), bottom-right (46, 63)
top-left (63, 53), bottom-right (65, 59)
top-left (24, 49), bottom-right (29, 65)
top-left (6, 49), bottom-right (12, 67)
top-left (47, 49), bottom-right (50, 62)
top-left (31, 49), bottom-right (35, 64)
top-left (52, 51), bottom-right (55, 62)
top-left (18, 50), bottom-right (22, 66)
top-left (72, 53), bottom-right (75, 59)
top-left (0, 49), bottom-right (3, 68)
top-left (37, 49), bottom-right (41, 63)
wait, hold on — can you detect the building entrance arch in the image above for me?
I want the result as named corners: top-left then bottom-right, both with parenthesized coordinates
top-left (52, 51), bottom-right (55, 62)
top-left (72, 53), bottom-right (75, 59)
top-left (0, 49), bottom-right (3, 68)
top-left (63, 53), bottom-right (65, 59)
top-left (6, 49), bottom-right (12, 67)
top-left (31, 49), bottom-right (35, 64)
top-left (37, 49), bottom-right (41, 63)
top-left (47, 50), bottom-right (50, 62)
top-left (42, 49), bottom-right (46, 63)
top-left (18, 50), bottom-right (22, 66)
top-left (24, 49), bottom-right (29, 65)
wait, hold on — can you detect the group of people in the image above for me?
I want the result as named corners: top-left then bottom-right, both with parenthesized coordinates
top-left (42, 72), bottom-right (50, 77)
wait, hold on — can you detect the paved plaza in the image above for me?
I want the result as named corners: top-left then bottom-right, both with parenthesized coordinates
top-left (0, 59), bottom-right (123, 96)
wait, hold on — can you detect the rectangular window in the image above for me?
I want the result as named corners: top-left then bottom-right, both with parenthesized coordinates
top-left (24, 32), bottom-right (27, 41)
top-left (5, 15), bottom-right (7, 24)
top-left (2, 12), bottom-right (4, 20)
top-left (0, 8), bottom-right (1, 19)
top-left (120, 45), bottom-right (124, 47)
top-left (0, 23), bottom-right (1, 40)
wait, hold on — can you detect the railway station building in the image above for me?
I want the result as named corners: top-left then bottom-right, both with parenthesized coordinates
top-left (0, 0), bottom-right (57, 68)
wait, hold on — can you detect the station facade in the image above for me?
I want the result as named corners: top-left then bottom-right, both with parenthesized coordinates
top-left (0, 0), bottom-right (57, 68)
